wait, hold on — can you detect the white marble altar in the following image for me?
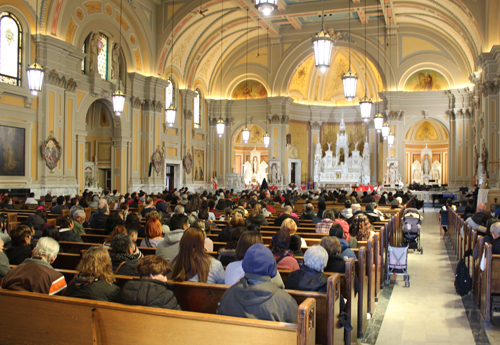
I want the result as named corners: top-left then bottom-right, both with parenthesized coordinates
top-left (225, 173), bottom-right (245, 190)
top-left (313, 116), bottom-right (371, 188)
top-left (243, 147), bottom-right (268, 185)
top-left (384, 156), bottom-right (401, 187)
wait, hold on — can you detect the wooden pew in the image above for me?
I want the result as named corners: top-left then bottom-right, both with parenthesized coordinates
top-left (480, 243), bottom-right (500, 322)
top-left (358, 238), bottom-right (376, 314)
top-left (56, 268), bottom-right (340, 345)
top-left (352, 247), bottom-right (368, 339)
top-left (0, 289), bottom-right (316, 345)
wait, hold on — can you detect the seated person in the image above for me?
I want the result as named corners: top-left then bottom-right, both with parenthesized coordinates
top-left (5, 225), bottom-right (34, 265)
top-left (225, 231), bottom-right (285, 288)
top-left (281, 218), bottom-right (307, 248)
top-left (340, 200), bottom-right (353, 221)
top-left (485, 222), bottom-right (500, 254)
top-left (300, 203), bottom-right (317, 220)
top-left (218, 227), bottom-right (246, 267)
top-left (109, 233), bottom-right (141, 276)
top-left (328, 224), bottom-right (356, 258)
top-left (466, 203), bottom-right (487, 231)
top-left (140, 219), bottom-right (164, 248)
top-left (350, 214), bottom-right (375, 242)
top-left (290, 235), bottom-right (304, 258)
top-left (315, 209), bottom-right (336, 234)
top-left (1, 237), bottom-right (66, 295)
top-left (365, 202), bottom-right (383, 223)
top-left (245, 204), bottom-right (269, 228)
top-left (312, 201), bottom-right (326, 224)
top-left (390, 197), bottom-right (403, 209)
top-left (156, 214), bottom-right (189, 262)
top-left (90, 199), bottom-right (110, 229)
top-left (273, 206), bottom-right (300, 227)
top-left (218, 243), bottom-right (298, 323)
top-left (171, 227), bottom-right (225, 284)
top-left (121, 255), bottom-right (181, 310)
top-left (457, 199), bottom-right (468, 214)
top-left (285, 245), bottom-right (329, 292)
top-left (0, 238), bottom-right (10, 278)
top-left (51, 196), bottom-right (68, 214)
top-left (57, 215), bottom-right (83, 242)
top-left (65, 246), bottom-right (120, 302)
top-left (269, 230), bottom-right (300, 271)
top-left (439, 198), bottom-right (454, 233)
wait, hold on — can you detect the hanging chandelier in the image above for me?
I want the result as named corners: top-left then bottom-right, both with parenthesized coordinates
top-left (342, 0), bottom-right (358, 101)
top-left (165, 0), bottom-right (177, 125)
top-left (215, 1), bottom-right (226, 137)
top-left (312, 0), bottom-right (333, 73)
top-left (374, 112), bottom-right (383, 132)
top-left (359, 0), bottom-right (372, 121)
top-left (242, 126), bottom-right (250, 143)
top-left (382, 122), bottom-right (390, 138)
top-left (242, 9), bottom-right (250, 145)
top-left (263, 28), bottom-right (270, 149)
top-left (388, 131), bottom-right (395, 146)
top-left (112, 0), bottom-right (125, 115)
top-left (166, 104), bottom-right (176, 127)
top-left (27, 0), bottom-right (44, 95)
top-left (263, 132), bottom-right (270, 148)
top-left (254, 0), bottom-right (277, 16)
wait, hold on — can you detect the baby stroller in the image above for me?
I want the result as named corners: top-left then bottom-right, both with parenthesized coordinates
top-left (386, 245), bottom-right (410, 287)
top-left (401, 208), bottom-right (423, 254)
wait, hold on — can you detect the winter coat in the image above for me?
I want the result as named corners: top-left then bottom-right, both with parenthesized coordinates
top-left (109, 252), bottom-right (141, 276)
top-left (90, 212), bottom-right (109, 229)
top-left (58, 229), bottom-right (83, 242)
top-left (5, 245), bottom-right (33, 265)
top-left (26, 214), bottom-right (46, 233)
top-left (218, 274), bottom-right (298, 323)
top-left (121, 279), bottom-right (181, 310)
top-left (285, 265), bottom-right (328, 292)
top-left (273, 214), bottom-right (300, 227)
top-left (65, 275), bottom-right (120, 302)
top-left (245, 214), bottom-right (268, 228)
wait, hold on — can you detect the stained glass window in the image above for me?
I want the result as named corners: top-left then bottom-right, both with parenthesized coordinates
top-left (194, 90), bottom-right (201, 128)
top-left (97, 33), bottom-right (108, 80)
top-left (0, 13), bottom-right (22, 86)
top-left (166, 79), bottom-right (174, 109)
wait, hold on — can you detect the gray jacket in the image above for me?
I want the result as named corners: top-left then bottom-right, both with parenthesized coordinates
top-left (155, 229), bottom-right (185, 262)
top-left (0, 252), bottom-right (10, 278)
top-left (218, 274), bottom-right (298, 323)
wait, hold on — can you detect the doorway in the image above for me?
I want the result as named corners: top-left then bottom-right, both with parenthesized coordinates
top-left (166, 165), bottom-right (175, 191)
top-left (98, 169), bottom-right (111, 190)
top-left (291, 163), bottom-right (296, 184)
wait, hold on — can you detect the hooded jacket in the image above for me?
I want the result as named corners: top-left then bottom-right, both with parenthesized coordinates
top-left (466, 212), bottom-right (486, 230)
top-left (121, 279), bottom-right (181, 310)
top-left (339, 239), bottom-right (356, 259)
top-left (340, 208), bottom-right (353, 220)
top-left (65, 275), bottom-right (120, 302)
top-left (155, 229), bottom-right (185, 262)
top-left (217, 274), bottom-right (298, 323)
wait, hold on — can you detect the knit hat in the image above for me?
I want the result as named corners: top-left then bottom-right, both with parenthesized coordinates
top-left (272, 229), bottom-right (291, 249)
top-left (242, 243), bottom-right (277, 278)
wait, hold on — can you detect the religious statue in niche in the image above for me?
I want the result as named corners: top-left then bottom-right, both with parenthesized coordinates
top-left (41, 135), bottom-right (62, 172)
top-left (253, 157), bottom-right (258, 174)
top-left (423, 155), bottom-right (430, 175)
top-left (111, 43), bottom-right (120, 80)
top-left (89, 33), bottom-right (99, 73)
top-left (482, 141), bottom-right (489, 178)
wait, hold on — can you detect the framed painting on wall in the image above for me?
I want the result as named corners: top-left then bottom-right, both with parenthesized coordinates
top-left (41, 135), bottom-right (62, 171)
top-left (193, 149), bottom-right (205, 182)
top-left (0, 125), bottom-right (25, 176)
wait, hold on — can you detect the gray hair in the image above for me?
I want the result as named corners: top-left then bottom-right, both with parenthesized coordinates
top-left (174, 205), bottom-right (185, 214)
top-left (187, 215), bottom-right (198, 226)
top-left (97, 199), bottom-right (108, 214)
top-left (352, 204), bottom-right (361, 212)
top-left (323, 209), bottom-right (336, 220)
top-left (491, 222), bottom-right (500, 236)
top-left (73, 209), bottom-right (86, 220)
top-left (111, 233), bottom-right (133, 253)
top-left (396, 197), bottom-right (402, 205)
top-left (34, 237), bottom-right (60, 262)
top-left (304, 245), bottom-right (328, 272)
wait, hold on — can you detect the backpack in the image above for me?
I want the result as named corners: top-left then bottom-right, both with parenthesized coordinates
top-left (454, 257), bottom-right (472, 296)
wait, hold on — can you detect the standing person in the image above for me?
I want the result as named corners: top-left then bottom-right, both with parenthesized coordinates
top-left (218, 243), bottom-right (297, 323)
top-left (171, 227), bottom-right (225, 284)
top-left (65, 246), bottom-right (120, 302)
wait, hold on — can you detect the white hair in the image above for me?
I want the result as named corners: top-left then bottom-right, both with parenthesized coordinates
top-left (34, 237), bottom-right (59, 262)
top-left (352, 204), bottom-right (361, 212)
top-left (304, 245), bottom-right (328, 272)
top-left (491, 222), bottom-right (500, 236)
top-left (174, 205), bottom-right (185, 214)
top-left (396, 197), bottom-right (403, 204)
top-left (73, 209), bottom-right (86, 219)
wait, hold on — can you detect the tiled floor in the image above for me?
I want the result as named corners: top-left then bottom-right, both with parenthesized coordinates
top-left (367, 207), bottom-right (480, 344)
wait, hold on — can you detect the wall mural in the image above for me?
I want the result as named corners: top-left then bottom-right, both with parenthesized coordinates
top-left (404, 69), bottom-right (449, 91)
top-left (194, 149), bottom-right (205, 182)
top-left (231, 80), bottom-right (267, 99)
top-left (0, 125), bottom-right (25, 176)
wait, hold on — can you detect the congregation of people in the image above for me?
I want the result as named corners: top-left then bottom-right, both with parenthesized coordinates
top-left (0, 187), bottom-right (411, 324)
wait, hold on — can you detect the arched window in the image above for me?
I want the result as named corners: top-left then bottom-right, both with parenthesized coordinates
top-left (0, 12), bottom-right (22, 86)
top-left (194, 89), bottom-right (201, 129)
top-left (97, 33), bottom-right (108, 80)
top-left (166, 79), bottom-right (174, 109)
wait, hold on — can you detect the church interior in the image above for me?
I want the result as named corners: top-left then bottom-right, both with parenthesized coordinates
top-left (0, 0), bottom-right (498, 195)
top-left (1, 0), bottom-right (500, 344)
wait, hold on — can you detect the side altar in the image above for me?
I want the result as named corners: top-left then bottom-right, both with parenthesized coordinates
top-left (313, 116), bottom-right (371, 188)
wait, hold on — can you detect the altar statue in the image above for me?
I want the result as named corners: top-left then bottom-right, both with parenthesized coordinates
top-left (253, 157), bottom-right (258, 173)
top-left (423, 156), bottom-right (430, 175)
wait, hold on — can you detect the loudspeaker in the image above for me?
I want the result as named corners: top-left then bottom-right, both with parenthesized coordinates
top-left (148, 162), bottom-right (153, 177)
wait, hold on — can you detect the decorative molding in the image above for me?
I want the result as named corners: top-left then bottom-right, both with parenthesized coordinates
top-left (131, 96), bottom-right (142, 109)
top-left (142, 99), bottom-right (152, 111)
top-left (184, 109), bottom-right (193, 120)
top-left (309, 121), bottom-right (322, 130)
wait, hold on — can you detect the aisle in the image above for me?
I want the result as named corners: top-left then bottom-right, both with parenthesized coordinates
top-left (373, 207), bottom-right (475, 345)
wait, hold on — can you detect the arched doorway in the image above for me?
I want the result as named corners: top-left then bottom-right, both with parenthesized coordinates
top-left (405, 120), bottom-right (449, 185)
top-left (232, 124), bottom-right (268, 185)
top-left (84, 100), bottom-right (117, 191)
